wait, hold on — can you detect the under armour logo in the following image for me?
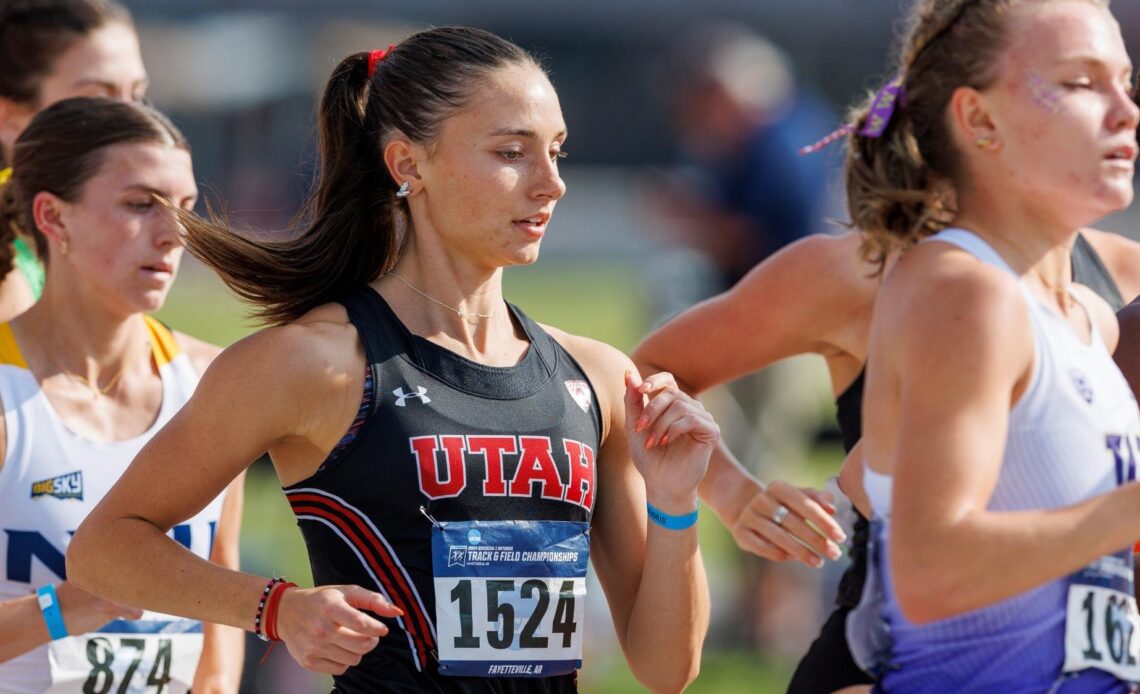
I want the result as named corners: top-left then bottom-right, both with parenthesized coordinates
top-left (393, 386), bottom-right (431, 407)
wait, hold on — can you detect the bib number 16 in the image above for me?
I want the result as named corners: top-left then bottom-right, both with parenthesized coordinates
top-left (1065, 585), bottom-right (1140, 680)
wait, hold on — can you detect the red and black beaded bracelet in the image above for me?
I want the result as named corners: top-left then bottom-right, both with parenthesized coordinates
top-left (254, 577), bottom-right (287, 642)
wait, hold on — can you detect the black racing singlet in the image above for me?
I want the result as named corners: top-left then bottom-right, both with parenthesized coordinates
top-left (284, 287), bottom-right (602, 693)
top-left (832, 370), bottom-right (867, 609)
top-left (1073, 232), bottom-right (1127, 311)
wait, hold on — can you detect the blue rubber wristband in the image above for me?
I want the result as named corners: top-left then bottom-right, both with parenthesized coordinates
top-left (646, 501), bottom-right (699, 530)
top-left (36, 584), bottom-right (68, 640)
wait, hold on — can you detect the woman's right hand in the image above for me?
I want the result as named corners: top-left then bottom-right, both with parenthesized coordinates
top-left (729, 480), bottom-right (846, 568)
top-left (275, 585), bottom-right (403, 675)
top-left (56, 581), bottom-right (144, 635)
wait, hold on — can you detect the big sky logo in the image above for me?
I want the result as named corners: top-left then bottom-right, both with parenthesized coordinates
top-left (30, 471), bottom-right (83, 501)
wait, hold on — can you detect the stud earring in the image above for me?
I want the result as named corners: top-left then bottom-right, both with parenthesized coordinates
top-left (975, 136), bottom-right (995, 150)
top-left (60, 240), bottom-right (69, 256)
top-left (395, 181), bottom-right (410, 198)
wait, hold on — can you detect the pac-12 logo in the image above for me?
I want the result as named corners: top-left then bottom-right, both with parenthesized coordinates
top-left (30, 471), bottom-right (83, 500)
top-left (564, 380), bottom-right (591, 413)
top-left (1070, 368), bottom-right (1094, 405)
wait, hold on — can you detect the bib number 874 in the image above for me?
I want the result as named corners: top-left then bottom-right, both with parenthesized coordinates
top-left (450, 578), bottom-right (578, 650)
top-left (83, 636), bottom-right (172, 694)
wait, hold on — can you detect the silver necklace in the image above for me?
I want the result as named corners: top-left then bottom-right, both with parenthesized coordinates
top-left (387, 272), bottom-right (501, 325)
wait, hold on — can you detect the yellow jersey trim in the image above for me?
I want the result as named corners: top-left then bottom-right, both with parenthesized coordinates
top-left (0, 323), bottom-right (27, 368)
top-left (0, 317), bottom-right (179, 370)
top-left (144, 316), bottom-right (181, 367)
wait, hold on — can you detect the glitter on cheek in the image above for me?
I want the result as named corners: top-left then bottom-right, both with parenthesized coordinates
top-left (1026, 71), bottom-right (1063, 114)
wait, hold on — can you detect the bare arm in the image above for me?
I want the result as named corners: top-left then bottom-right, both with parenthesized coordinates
top-left (555, 332), bottom-right (713, 692)
top-left (632, 233), bottom-right (866, 564)
top-left (868, 246), bottom-right (1140, 624)
top-left (192, 475), bottom-right (246, 693)
top-left (0, 583), bottom-right (141, 663)
top-left (68, 318), bottom-right (400, 675)
top-left (0, 367), bottom-right (140, 664)
top-left (175, 333), bottom-right (247, 692)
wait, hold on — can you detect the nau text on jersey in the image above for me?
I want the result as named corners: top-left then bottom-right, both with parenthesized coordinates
top-left (30, 471), bottom-right (83, 500)
top-left (1107, 434), bottom-right (1140, 486)
top-left (411, 435), bottom-right (595, 512)
top-left (5, 521), bottom-right (216, 583)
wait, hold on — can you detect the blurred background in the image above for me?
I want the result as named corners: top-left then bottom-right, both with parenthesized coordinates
top-left (127, 1), bottom-right (1140, 691)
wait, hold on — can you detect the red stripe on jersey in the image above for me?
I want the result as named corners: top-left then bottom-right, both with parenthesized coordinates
top-left (287, 494), bottom-right (436, 666)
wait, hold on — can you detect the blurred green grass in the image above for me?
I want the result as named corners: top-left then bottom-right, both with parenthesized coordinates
top-left (157, 257), bottom-right (836, 693)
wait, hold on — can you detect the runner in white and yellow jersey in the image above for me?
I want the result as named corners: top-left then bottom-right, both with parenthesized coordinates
top-left (0, 0), bottom-right (150, 324)
top-left (0, 97), bottom-right (243, 693)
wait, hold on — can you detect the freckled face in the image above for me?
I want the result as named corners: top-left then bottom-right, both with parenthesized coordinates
top-left (57, 142), bottom-right (197, 316)
top-left (413, 64), bottom-right (568, 270)
top-left (985, 1), bottom-right (1138, 226)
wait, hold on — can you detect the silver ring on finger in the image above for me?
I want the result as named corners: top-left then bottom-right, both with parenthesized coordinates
top-left (772, 504), bottom-right (790, 527)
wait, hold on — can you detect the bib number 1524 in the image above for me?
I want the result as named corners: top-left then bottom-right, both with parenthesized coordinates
top-left (448, 577), bottom-right (578, 650)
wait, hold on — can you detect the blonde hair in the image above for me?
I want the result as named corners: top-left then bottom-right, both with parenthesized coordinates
top-left (846, 0), bottom-right (1109, 273)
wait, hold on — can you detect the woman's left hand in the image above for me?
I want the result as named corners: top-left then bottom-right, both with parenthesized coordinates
top-left (625, 370), bottom-right (720, 509)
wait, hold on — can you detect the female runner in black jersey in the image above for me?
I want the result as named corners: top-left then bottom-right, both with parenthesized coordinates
top-left (69, 27), bottom-right (715, 693)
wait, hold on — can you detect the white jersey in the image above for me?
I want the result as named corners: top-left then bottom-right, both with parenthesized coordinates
top-left (0, 317), bottom-right (224, 694)
top-left (859, 229), bottom-right (1140, 691)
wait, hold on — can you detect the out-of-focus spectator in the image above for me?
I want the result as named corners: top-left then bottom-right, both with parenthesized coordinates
top-left (659, 22), bottom-right (838, 292)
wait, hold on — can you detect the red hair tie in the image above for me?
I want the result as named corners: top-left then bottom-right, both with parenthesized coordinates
top-left (367, 44), bottom-right (397, 79)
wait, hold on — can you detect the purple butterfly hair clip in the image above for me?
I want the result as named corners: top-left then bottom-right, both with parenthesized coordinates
top-left (800, 76), bottom-right (906, 155)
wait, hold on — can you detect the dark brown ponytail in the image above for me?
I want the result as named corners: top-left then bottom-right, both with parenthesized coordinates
top-left (177, 26), bottom-right (539, 326)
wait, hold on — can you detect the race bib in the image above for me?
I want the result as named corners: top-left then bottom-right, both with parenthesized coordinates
top-left (431, 520), bottom-right (589, 678)
top-left (46, 613), bottom-right (202, 693)
top-left (1064, 553), bottom-right (1140, 682)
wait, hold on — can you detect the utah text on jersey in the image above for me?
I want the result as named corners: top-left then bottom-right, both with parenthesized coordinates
top-left (410, 435), bottom-right (595, 511)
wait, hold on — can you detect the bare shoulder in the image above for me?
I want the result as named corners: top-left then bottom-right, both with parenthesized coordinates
top-left (1079, 228), bottom-right (1140, 303)
top-left (172, 331), bottom-right (222, 374)
top-left (736, 231), bottom-right (875, 301)
top-left (202, 302), bottom-right (360, 397)
top-left (543, 326), bottom-right (630, 379)
top-left (734, 231), bottom-right (880, 347)
top-left (632, 232), bottom-right (877, 394)
top-left (878, 242), bottom-right (1031, 365)
top-left (541, 326), bottom-right (631, 440)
